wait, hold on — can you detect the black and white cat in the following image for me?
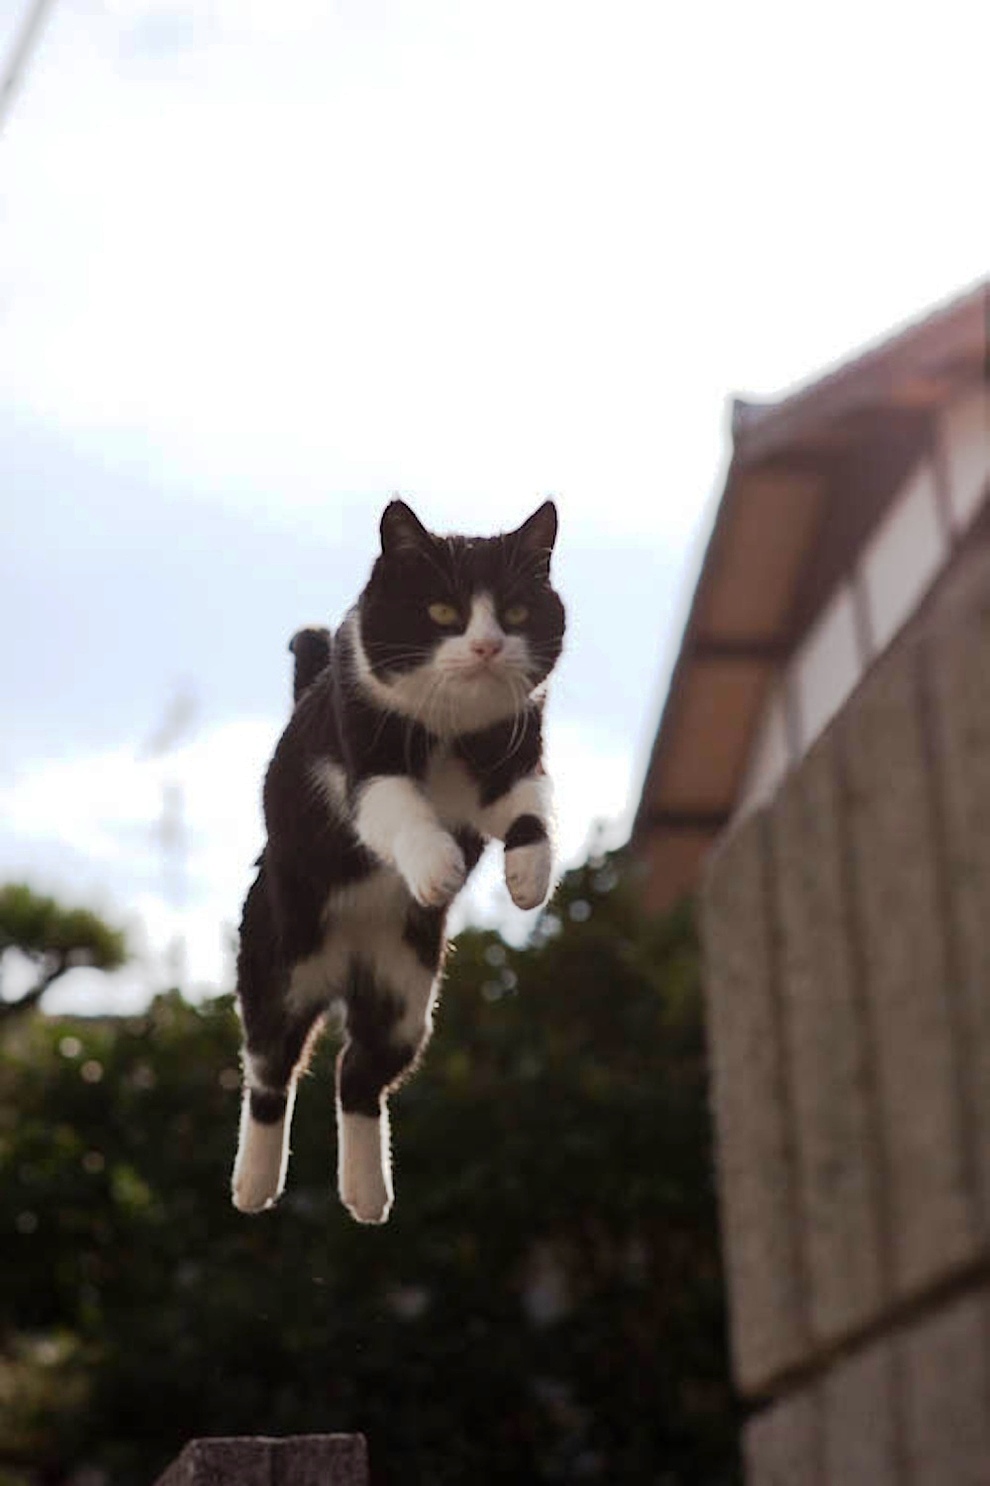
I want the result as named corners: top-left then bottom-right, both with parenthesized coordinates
top-left (231, 499), bottom-right (566, 1224)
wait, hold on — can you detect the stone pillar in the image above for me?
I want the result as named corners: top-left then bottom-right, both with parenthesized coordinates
top-left (154, 1435), bottom-right (369, 1486)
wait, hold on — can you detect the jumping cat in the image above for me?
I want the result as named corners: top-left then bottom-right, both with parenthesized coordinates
top-left (231, 499), bottom-right (566, 1223)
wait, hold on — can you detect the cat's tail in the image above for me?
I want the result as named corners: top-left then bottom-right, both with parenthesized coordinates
top-left (288, 626), bottom-right (332, 703)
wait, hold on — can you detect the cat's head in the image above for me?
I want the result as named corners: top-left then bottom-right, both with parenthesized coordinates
top-left (354, 500), bottom-right (566, 734)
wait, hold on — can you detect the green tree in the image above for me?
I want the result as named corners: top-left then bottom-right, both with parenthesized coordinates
top-left (0, 885), bottom-right (126, 1023)
top-left (0, 851), bottom-right (739, 1485)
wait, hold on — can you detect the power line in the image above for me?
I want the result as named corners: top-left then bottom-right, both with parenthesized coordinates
top-left (0, 0), bottom-right (58, 137)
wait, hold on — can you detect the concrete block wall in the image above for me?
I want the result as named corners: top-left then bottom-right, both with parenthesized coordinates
top-left (701, 547), bottom-right (990, 1483)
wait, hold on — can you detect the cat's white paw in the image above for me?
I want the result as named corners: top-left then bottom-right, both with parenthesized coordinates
top-left (396, 826), bottom-right (466, 908)
top-left (505, 838), bottom-right (553, 910)
top-left (231, 1101), bottom-right (289, 1213)
top-left (232, 1164), bottom-right (282, 1214)
top-left (338, 1112), bottom-right (393, 1224)
top-left (341, 1167), bottom-right (392, 1225)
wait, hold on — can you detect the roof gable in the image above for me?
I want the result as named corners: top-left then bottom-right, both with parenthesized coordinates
top-left (633, 280), bottom-right (989, 911)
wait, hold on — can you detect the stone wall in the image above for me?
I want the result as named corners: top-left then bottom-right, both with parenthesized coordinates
top-left (701, 548), bottom-right (990, 1483)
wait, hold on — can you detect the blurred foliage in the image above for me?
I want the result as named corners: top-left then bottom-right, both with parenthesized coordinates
top-left (0, 849), bottom-right (739, 1485)
top-left (0, 886), bottom-right (127, 1023)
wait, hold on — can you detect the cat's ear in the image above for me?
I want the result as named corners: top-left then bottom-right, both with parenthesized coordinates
top-left (514, 500), bottom-right (558, 567)
top-left (380, 499), bottom-right (430, 556)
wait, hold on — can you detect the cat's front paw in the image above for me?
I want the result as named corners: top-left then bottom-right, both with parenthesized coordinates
top-left (395, 826), bottom-right (467, 908)
top-left (505, 837), bottom-right (553, 910)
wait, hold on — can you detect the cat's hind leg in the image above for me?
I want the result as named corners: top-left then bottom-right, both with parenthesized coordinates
top-left (232, 869), bottom-right (326, 1213)
top-left (234, 1011), bottom-right (326, 1214)
top-left (232, 1064), bottom-right (299, 1215)
top-left (336, 903), bottom-right (443, 1223)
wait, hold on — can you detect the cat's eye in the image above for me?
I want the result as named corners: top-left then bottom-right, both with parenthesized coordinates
top-left (504, 604), bottom-right (529, 626)
top-left (428, 602), bottom-right (461, 626)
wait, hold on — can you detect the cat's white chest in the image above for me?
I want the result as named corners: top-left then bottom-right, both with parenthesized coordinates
top-left (423, 749), bottom-right (480, 830)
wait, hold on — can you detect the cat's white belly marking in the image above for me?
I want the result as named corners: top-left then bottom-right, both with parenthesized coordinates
top-left (287, 948), bottom-right (345, 1014)
top-left (327, 868), bottom-right (410, 927)
top-left (287, 866), bottom-right (443, 1016)
top-left (424, 751), bottom-right (480, 829)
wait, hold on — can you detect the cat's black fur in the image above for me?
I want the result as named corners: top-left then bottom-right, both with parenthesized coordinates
top-left (232, 499), bottom-right (565, 1223)
top-left (287, 624), bottom-right (332, 702)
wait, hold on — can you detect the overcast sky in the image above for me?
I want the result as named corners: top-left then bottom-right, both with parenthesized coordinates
top-left (1, 0), bottom-right (987, 1010)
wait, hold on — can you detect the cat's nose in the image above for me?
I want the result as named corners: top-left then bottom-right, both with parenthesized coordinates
top-left (470, 637), bottom-right (504, 662)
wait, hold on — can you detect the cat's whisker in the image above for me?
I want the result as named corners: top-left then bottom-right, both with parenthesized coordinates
top-left (439, 678), bottom-right (462, 742)
top-left (421, 677), bottom-right (448, 742)
top-left (369, 649), bottom-right (436, 671)
top-left (407, 668), bottom-right (450, 742)
top-left (428, 681), bottom-right (451, 742)
top-left (505, 682), bottom-right (531, 765)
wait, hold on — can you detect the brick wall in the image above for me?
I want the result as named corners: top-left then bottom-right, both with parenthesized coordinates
top-left (701, 546), bottom-right (990, 1483)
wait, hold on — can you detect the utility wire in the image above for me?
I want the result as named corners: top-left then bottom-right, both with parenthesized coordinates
top-left (0, 0), bottom-right (58, 137)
